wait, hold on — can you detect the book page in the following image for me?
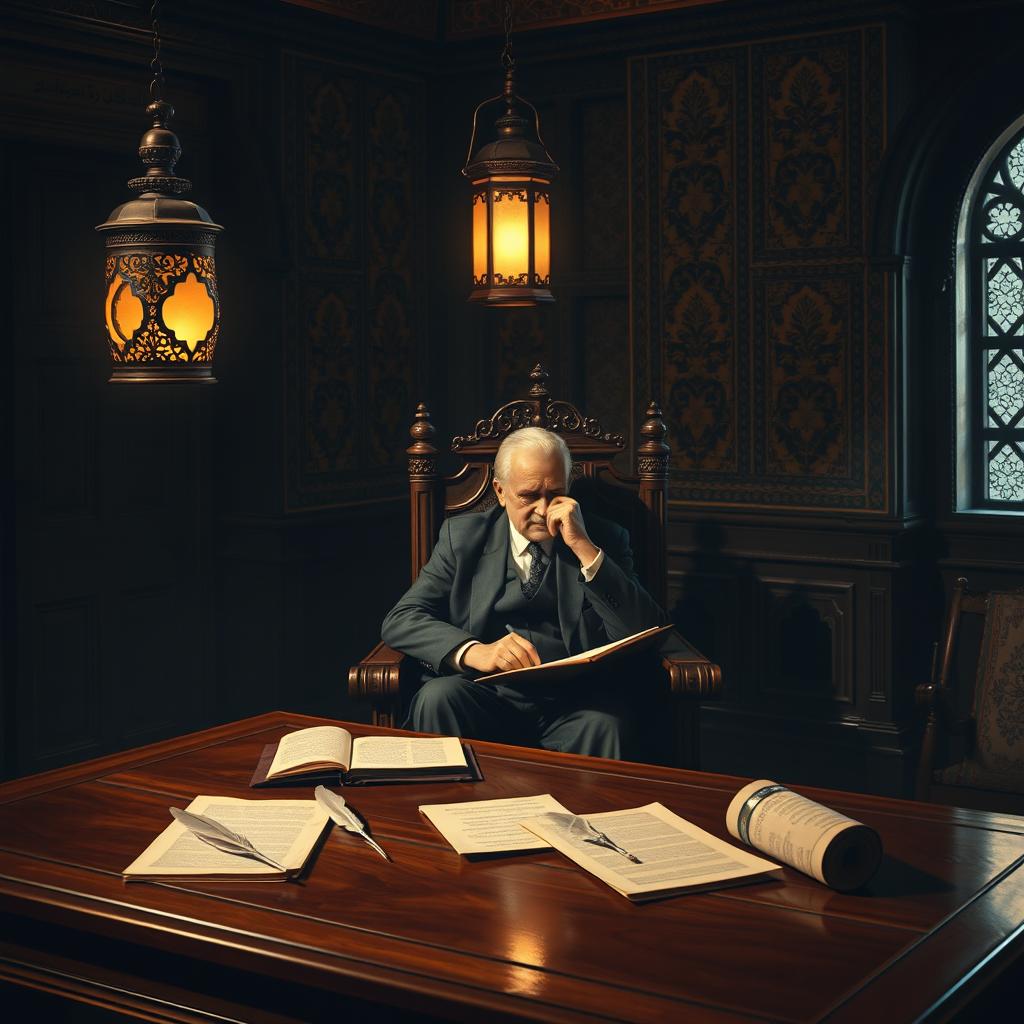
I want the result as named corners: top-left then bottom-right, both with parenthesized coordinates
top-left (477, 624), bottom-right (674, 682)
top-left (266, 726), bottom-right (352, 778)
top-left (726, 780), bottom-right (882, 891)
top-left (520, 802), bottom-right (780, 900)
top-left (420, 794), bottom-right (571, 855)
top-left (350, 735), bottom-right (466, 771)
top-left (123, 796), bottom-right (330, 879)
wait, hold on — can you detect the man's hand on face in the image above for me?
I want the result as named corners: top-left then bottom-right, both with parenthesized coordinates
top-left (463, 632), bottom-right (542, 674)
top-left (545, 496), bottom-right (599, 567)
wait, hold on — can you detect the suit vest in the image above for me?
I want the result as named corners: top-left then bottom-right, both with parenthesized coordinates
top-left (483, 545), bottom-right (569, 667)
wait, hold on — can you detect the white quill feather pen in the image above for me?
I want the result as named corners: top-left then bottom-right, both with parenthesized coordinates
top-left (170, 807), bottom-right (286, 870)
top-left (537, 812), bottom-right (642, 863)
top-left (314, 786), bottom-right (391, 861)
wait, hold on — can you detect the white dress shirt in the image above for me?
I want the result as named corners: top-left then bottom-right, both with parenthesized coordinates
top-left (449, 519), bottom-right (604, 670)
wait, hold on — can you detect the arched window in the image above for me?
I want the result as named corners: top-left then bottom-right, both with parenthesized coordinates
top-left (956, 118), bottom-right (1024, 510)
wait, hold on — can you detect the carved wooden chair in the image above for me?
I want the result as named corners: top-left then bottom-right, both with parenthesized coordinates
top-left (348, 365), bottom-right (721, 767)
top-left (915, 577), bottom-right (1024, 812)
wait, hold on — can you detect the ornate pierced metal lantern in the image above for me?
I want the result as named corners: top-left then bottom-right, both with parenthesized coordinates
top-left (96, 4), bottom-right (222, 383)
top-left (462, 3), bottom-right (557, 307)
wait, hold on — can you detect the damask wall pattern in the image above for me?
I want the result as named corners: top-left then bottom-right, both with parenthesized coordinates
top-left (655, 52), bottom-right (743, 476)
top-left (284, 54), bottom-right (423, 510)
top-left (631, 26), bottom-right (887, 511)
top-left (754, 36), bottom-right (859, 257)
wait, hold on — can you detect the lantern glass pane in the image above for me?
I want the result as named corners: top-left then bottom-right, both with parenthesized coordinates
top-left (162, 271), bottom-right (216, 353)
top-left (492, 188), bottom-right (529, 284)
top-left (534, 193), bottom-right (550, 283)
top-left (105, 277), bottom-right (144, 351)
top-left (473, 192), bottom-right (488, 283)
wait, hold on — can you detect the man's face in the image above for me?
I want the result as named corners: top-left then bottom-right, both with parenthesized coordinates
top-left (493, 450), bottom-right (567, 541)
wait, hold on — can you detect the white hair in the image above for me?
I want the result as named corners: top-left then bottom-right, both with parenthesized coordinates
top-left (493, 427), bottom-right (572, 484)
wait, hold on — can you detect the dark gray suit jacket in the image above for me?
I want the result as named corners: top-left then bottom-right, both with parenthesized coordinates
top-left (381, 505), bottom-right (670, 674)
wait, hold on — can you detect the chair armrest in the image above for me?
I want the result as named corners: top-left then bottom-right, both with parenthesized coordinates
top-left (348, 641), bottom-right (407, 703)
top-left (662, 655), bottom-right (721, 699)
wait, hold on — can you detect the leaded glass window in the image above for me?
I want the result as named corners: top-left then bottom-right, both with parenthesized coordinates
top-left (969, 131), bottom-right (1024, 506)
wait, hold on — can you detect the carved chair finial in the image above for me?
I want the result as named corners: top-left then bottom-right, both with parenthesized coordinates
top-left (636, 400), bottom-right (670, 479)
top-left (528, 364), bottom-right (549, 399)
top-left (407, 402), bottom-right (438, 478)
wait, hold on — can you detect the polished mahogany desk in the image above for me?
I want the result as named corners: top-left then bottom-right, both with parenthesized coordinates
top-left (1, 712), bottom-right (1022, 1023)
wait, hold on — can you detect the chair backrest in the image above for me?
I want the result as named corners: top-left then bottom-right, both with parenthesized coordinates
top-left (916, 577), bottom-right (1024, 800)
top-left (404, 365), bottom-right (670, 607)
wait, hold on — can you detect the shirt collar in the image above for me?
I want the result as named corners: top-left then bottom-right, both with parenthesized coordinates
top-left (507, 517), bottom-right (553, 557)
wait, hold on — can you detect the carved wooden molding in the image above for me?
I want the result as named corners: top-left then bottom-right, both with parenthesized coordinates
top-left (663, 657), bottom-right (722, 698)
top-left (452, 364), bottom-right (625, 450)
top-left (347, 642), bottom-right (403, 701)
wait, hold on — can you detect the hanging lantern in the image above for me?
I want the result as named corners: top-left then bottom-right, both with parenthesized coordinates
top-left (462, 3), bottom-right (557, 307)
top-left (96, 3), bottom-right (223, 383)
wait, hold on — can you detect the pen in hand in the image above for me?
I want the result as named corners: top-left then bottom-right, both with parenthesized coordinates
top-left (505, 625), bottom-right (543, 668)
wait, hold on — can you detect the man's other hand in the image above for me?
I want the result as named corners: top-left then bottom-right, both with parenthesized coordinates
top-left (545, 496), bottom-right (599, 566)
top-left (463, 632), bottom-right (542, 674)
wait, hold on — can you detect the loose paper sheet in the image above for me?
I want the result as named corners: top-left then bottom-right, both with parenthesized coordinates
top-left (124, 796), bottom-right (329, 879)
top-left (420, 794), bottom-right (571, 854)
top-left (520, 802), bottom-right (780, 900)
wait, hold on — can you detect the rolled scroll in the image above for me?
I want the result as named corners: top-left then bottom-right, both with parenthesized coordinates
top-left (725, 780), bottom-right (882, 892)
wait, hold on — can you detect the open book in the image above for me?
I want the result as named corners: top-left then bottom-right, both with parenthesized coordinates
top-left (250, 725), bottom-right (482, 787)
top-left (123, 796), bottom-right (329, 882)
top-left (476, 624), bottom-right (676, 684)
top-left (519, 802), bottom-right (781, 902)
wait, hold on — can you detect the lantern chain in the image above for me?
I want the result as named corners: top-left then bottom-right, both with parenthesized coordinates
top-left (149, 0), bottom-right (165, 102)
top-left (501, 0), bottom-right (515, 70)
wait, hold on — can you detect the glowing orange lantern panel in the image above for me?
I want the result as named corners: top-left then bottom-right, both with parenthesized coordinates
top-left (103, 253), bottom-right (220, 366)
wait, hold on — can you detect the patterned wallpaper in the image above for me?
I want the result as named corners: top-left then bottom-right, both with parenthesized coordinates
top-left (631, 27), bottom-right (887, 511)
top-left (284, 54), bottom-right (423, 510)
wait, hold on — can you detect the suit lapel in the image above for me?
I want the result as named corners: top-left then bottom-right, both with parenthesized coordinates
top-left (469, 510), bottom-right (510, 638)
top-left (555, 542), bottom-right (584, 654)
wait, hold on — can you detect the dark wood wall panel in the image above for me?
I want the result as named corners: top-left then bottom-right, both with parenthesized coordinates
top-left (2, 36), bottom-right (213, 778)
top-left (283, 53), bottom-right (424, 510)
top-left (366, 85), bottom-right (420, 470)
top-left (114, 585), bottom-right (197, 745)
top-left (446, 0), bottom-right (728, 36)
top-left (755, 576), bottom-right (854, 704)
top-left (580, 97), bottom-right (627, 272)
top-left (30, 598), bottom-right (100, 764)
top-left (580, 296), bottom-right (630, 449)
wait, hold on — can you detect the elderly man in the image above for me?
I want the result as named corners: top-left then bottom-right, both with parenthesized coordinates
top-left (381, 427), bottom-right (672, 759)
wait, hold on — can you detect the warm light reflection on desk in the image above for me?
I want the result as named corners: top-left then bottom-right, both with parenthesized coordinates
top-left (494, 869), bottom-right (564, 997)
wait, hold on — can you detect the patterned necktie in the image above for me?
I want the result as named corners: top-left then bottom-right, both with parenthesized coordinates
top-left (521, 541), bottom-right (547, 599)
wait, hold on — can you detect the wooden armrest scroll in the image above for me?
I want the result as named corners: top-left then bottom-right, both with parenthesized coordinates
top-left (663, 656), bottom-right (721, 699)
top-left (348, 641), bottom-right (405, 702)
